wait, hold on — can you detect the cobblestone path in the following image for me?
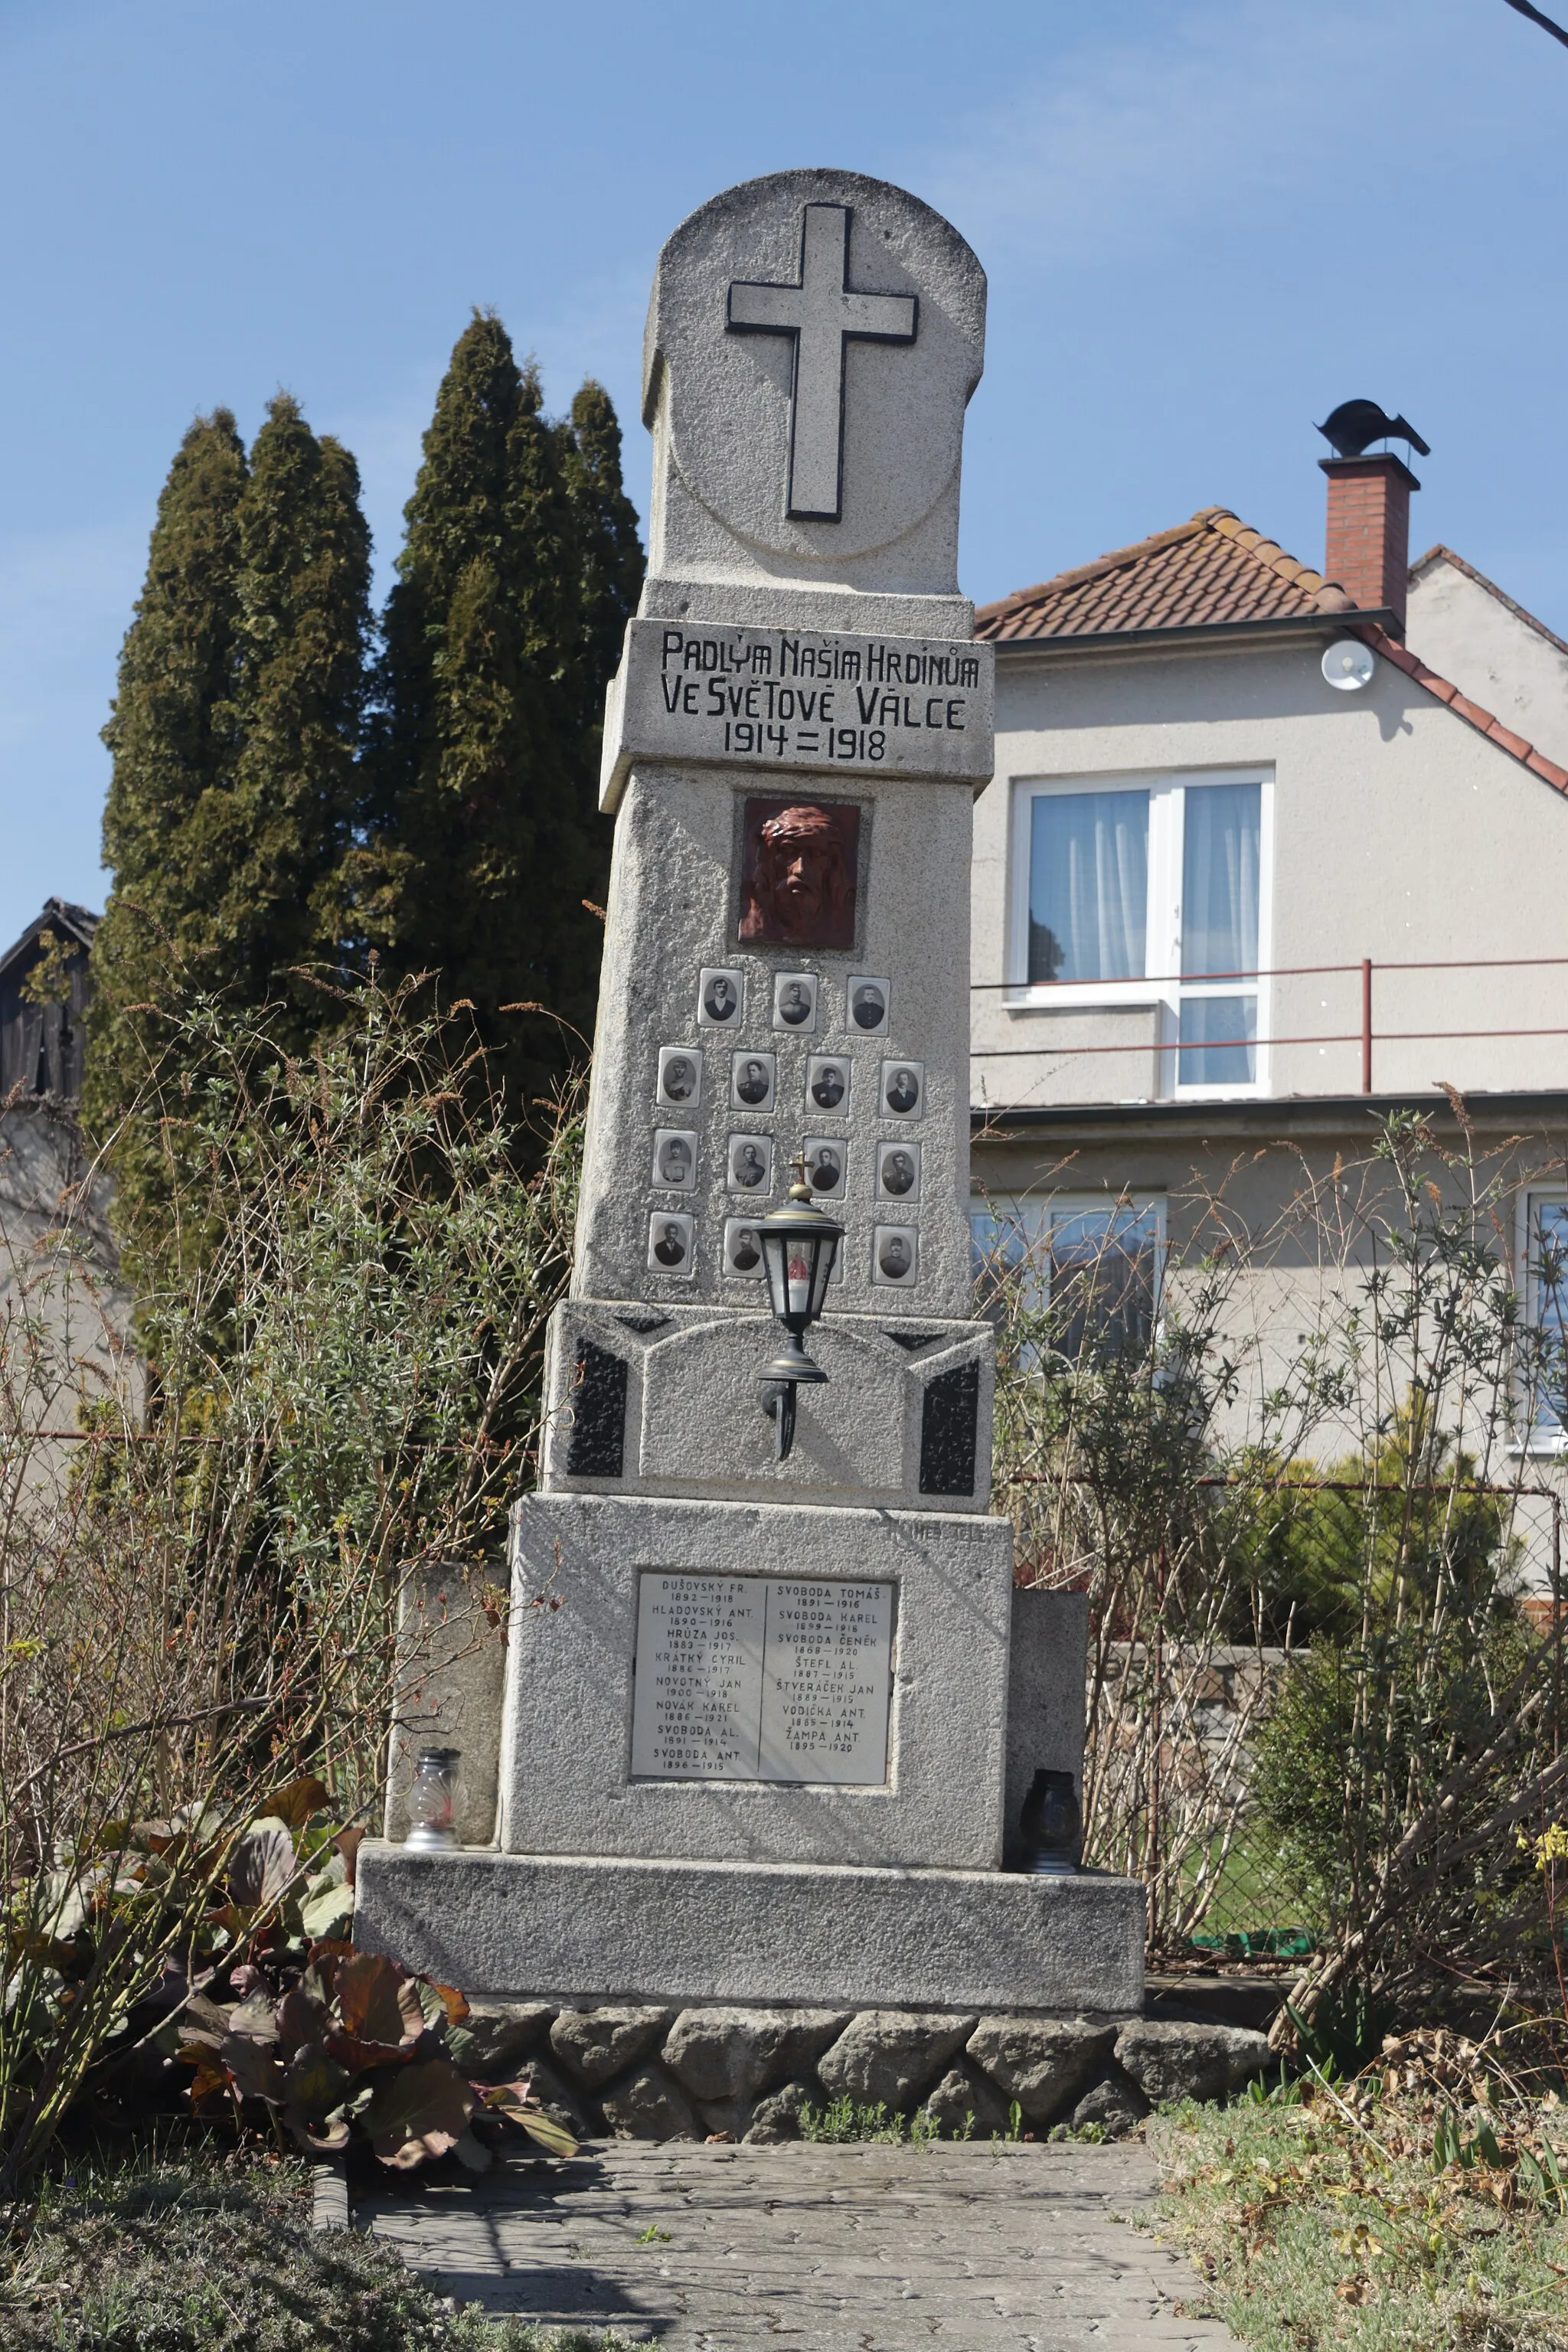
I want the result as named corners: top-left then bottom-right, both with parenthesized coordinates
top-left (358, 2137), bottom-right (1237, 2350)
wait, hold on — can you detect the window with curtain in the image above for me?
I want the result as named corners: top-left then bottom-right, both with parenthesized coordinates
top-left (1178, 779), bottom-right (1259, 1085)
top-left (1018, 772), bottom-right (1265, 1093)
top-left (1027, 789), bottom-right (1148, 984)
top-left (970, 1195), bottom-right (1162, 1367)
top-left (1524, 1195), bottom-right (1568, 1431)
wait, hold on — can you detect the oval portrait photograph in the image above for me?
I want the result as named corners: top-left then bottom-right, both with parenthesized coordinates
top-left (848, 975), bottom-right (890, 1034)
top-left (808, 1055), bottom-right (849, 1110)
top-left (657, 1047), bottom-right (701, 1106)
top-left (877, 1142), bottom-right (920, 1200)
top-left (648, 1212), bottom-right (695, 1276)
top-left (730, 1051), bottom-right (776, 1109)
top-left (872, 1225), bottom-right (919, 1287)
top-left (697, 966), bottom-right (744, 1027)
top-left (728, 1134), bottom-right (772, 1191)
top-left (882, 1059), bottom-right (923, 1116)
top-left (804, 1138), bottom-right (845, 1196)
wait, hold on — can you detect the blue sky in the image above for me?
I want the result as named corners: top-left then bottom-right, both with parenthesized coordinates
top-left (3, 0), bottom-right (1566, 947)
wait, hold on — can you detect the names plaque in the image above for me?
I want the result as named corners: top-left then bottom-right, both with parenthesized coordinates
top-left (631, 1571), bottom-right (894, 1785)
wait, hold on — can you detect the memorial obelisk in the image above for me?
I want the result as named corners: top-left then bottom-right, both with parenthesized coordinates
top-left (361, 169), bottom-right (1143, 2016)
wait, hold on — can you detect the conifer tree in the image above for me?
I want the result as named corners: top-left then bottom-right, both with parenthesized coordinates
top-left (86, 408), bottom-right (248, 1155)
top-left (87, 397), bottom-right (371, 1275)
top-left (366, 315), bottom-right (642, 1109)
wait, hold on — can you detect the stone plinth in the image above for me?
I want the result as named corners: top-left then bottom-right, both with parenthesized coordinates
top-left (354, 1847), bottom-right (1145, 2014)
top-left (500, 1491), bottom-right (1013, 1870)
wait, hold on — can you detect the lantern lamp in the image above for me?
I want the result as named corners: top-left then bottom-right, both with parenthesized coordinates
top-left (756, 1165), bottom-right (844, 1461)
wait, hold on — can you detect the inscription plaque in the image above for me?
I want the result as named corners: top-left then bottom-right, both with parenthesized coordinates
top-left (631, 1571), bottom-right (894, 1785)
top-left (601, 617), bottom-right (994, 808)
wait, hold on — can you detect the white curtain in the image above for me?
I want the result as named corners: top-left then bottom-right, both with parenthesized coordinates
top-left (1028, 789), bottom-right (1148, 983)
top-left (1181, 781), bottom-right (1259, 978)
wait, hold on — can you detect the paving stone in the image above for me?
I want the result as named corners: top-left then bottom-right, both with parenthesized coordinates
top-left (358, 2137), bottom-right (1241, 2348)
top-left (815, 2007), bottom-right (975, 2109)
top-left (920, 2056), bottom-right (1012, 2139)
top-left (549, 2005), bottom-right (674, 2089)
top-left (460, 2001), bottom-right (556, 2082)
top-left (599, 2062), bottom-right (698, 2141)
top-left (1116, 2020), bottom-right (1272, 2106)
top-left (967, 2013), bottom-right (1119, 2123)
top-left (662, 2004), bottom-right (848, 2104)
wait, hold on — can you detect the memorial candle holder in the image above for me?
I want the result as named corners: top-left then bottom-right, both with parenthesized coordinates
top-left (405, 1746), bottom-right (462, 1851)
top-left (1017, 1768), bottom-right (1082, 1874)
top-left (756, 1165), bottom-right (843, 1462)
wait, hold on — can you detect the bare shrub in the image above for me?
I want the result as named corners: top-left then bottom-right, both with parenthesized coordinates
top-left (0, 975), bottom-right (580, 2189)
top-left (980, 1107), bottom-right (1568, 2031)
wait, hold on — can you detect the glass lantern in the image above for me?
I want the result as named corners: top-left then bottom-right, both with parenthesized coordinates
top-left (406, 1746), bottom-right (462, 1850)
top-left (756, 1177), bottom-right (844, 1383)
top-left (755, 1171), bottom-right (843, 1462)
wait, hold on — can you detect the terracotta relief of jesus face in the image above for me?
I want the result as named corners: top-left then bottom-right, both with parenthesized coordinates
top-left (737, 798), bottom-right (861, 950)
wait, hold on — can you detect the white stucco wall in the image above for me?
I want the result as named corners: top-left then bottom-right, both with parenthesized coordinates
top-left (972, 626), bottom-right (1568, 1115)
top-left (1406, 557), bottom-right (1568, 776)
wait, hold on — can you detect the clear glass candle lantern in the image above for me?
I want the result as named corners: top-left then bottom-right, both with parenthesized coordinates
top-left (406, 1745), bottom-right (462, 1850)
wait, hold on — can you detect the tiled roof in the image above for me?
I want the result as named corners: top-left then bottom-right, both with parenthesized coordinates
top-left (976, 508), bottom-right (1355, 643)
top-left (1410, 543), bottom-right (1568, 664)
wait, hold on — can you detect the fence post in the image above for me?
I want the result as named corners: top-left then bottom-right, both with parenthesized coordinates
top-left (1361, 959), bottom-right (1373, 1094)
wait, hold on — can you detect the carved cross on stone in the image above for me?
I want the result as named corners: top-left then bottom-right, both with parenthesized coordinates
top-left (727, 203), bottom-right (918, 524)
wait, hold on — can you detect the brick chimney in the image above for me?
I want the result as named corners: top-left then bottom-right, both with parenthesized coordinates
top-left (1320, 452), bottom-right (1419, 638)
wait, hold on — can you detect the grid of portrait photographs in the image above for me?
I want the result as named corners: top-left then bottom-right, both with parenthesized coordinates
top-left (645, 963), bottom-right (931, 1290)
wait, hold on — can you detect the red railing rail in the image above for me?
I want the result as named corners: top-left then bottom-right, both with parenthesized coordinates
top-left (969, 951), bottom-right (1568, 1096)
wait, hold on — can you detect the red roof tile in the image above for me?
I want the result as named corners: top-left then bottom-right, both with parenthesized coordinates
top-left (975, 508), bottom-right (1355, 642)
top-left (1354, 621), bottom-right (1568, 799)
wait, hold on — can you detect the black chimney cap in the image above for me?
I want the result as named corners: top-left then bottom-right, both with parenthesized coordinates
top-left (1316, 399), bottom-right (1430, 460)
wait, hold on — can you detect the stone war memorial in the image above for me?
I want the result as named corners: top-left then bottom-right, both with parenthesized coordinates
top-left (359, 168), bottom-right (1165, 2144)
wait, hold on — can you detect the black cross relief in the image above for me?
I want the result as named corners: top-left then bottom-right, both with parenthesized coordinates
top-left (727, 203), bottom-right (918, 524)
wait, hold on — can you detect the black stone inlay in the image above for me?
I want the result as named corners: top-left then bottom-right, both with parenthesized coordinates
top-left (884, 1328), bottom-right (940, 1353)
top-left (616, 1312), bottom-right (669, 1335)
top-left (919, 1360), bottom-right (979, 1495)
top-left (567, 1341), bottom-right (628, 1478)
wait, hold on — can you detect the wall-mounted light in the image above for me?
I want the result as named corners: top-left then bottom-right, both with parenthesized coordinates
top-left (1321, 638), bottom-right (1375, 692)
top-left (756, 1163), bottom-right (843, 1462)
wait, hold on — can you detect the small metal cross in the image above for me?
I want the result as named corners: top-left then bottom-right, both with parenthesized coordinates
top-left (727, 203), bottom-right (918, 523)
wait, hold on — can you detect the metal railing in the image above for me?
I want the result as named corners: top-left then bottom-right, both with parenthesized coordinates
top-left (970, 952), bottom-right (1568, 1094)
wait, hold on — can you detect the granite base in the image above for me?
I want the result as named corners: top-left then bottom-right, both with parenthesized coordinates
top-left (354, 1845), bottom-right (1145, 2013)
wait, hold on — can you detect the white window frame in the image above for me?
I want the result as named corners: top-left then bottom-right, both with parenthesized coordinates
top-left (1003, 766), bottom-right (1274, 1099)
top-left (970, 1188), bottom-right (1168, 1354)
top-left (1514, 1187), bottom-right (1568, 1453)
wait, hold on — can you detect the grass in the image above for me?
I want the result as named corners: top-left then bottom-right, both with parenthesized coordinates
top-left (799, 2094), bottom-right (1034, 2145)
top-left (0, 2144), bottom-right (653, 2352)
top-left (1148, 2054), bottom-right (1568, 2350)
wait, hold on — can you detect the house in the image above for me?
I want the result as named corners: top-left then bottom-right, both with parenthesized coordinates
top-left (0, 897), bottom-right (96, 1102)
top-left (0, 900), bottom-right (126, 1457)
top-left (968, 431), bottom-right (1568, 1534)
